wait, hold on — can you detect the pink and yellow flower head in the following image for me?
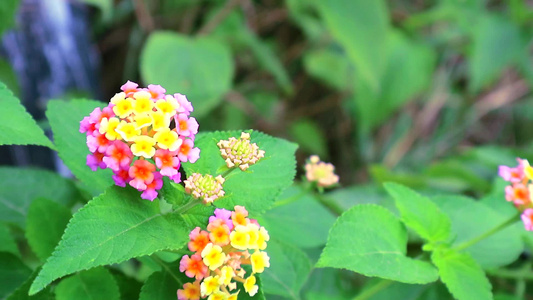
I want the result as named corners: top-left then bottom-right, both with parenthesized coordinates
top-left (79, 81), bottom-right (200, 201)
top-left (217, 132), bottom-right (265, 171)
top-left (305, 155), bottom-right (339, 188)
top-left (177, 206), bottom-right (270, 299)
top-left (499, 158), bottom-right (533, 230)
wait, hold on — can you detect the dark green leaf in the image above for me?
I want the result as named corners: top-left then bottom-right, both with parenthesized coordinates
top-left (0, 253), bottom-right (32, 299)
top-left (262, 239), bottom-right (312, 299)
top-left (0, 223), bottom-right (18, 257)
top-left (26, 198), bottom-right (72, 262)
top-left (5, 269), bottom-right (53, 300)
top-left (259, 186), bottom-right (336, 248)
top-left (46, 99), bottom-right (114, 196)
top-left (0, 167), bottom-right (79, 228)
top-left (55, 268), bottom-right (120, 300)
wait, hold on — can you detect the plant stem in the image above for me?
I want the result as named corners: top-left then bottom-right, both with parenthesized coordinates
top-left (487, 265), bottom-right (533, 281)
top-left (221, 167), bottom-right (236, 178)
top-left (352, 280), bottom-right (393, 300)
top-left (453, 213), bottom-right (519, 251)
top-left (175, 199), bottom-right (201, 214)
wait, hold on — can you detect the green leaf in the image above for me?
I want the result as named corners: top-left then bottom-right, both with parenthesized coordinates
top-left (303, 48), bottom-right (354, 91)
top-left (0, 253), bottom-right (32, 299)
top-left (0, 167), bottom-right (79, 228)
top-left (55, 268), bottom-right (120, 300)
top-left (5, 269), bottom-right (53, 300)
top-left (111, 270), bottom-right (142, 300)
top-left (139, 262), bottom-right (187, 300)
top-left (384, 182), bottom-right (452, 243)
top-left (353, 31), bottom-right (435, 131)
top-left (0, 223), bottom-right (19, 257)
top-left (26, 198), bottom-right (72, 262)
top-left (140, 32), bottom-right (233, 118)
top-left (182, 130), bottom-right (297, 215)
top-left (288, 119), bottom-right (328, 158)
top-left (316, 204), bottom-right (439, 284)
top-left (262, 239), bottom-right (312, 299)
top-left (431, 249), bottom-right (492, 300)
top-left (259, 186), bottom-right (336, 248)
top-left (46, 99), bottom-right (114, 196)
top-left (0, 82), bottom-right (54, 148)
top-left (469, 15), bottom-right (522, 93)
top-left (29, 186), bottom-right (190, 295)
top-left (316, 0), bottom-right (389, 89)
top-left (431, 195), bottom-right (523, 269)
top-left (0, 59), bottom-right (20, 97)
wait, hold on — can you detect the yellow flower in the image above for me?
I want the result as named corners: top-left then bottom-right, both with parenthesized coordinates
top-left (229, 226), bottom-right (250, 250)
top-left (133, 94), bottom-right (154, 114)
top-left (200, 275), bottom-right (221, 297)
top-left (131, 136), bottom-right (156, 158)
top-left (153, 128), bottom-right (181, 151)
top-left (256, 226), bottom-right (270, 250)
top-left (201, 243), bottom-right (226, 270)
top-left (250, 251), bottom-right (270, 274)
top-left (115, 121), bottom-right (140, 141)
top-left (151, 111), bottom-right (171, 131)
top-left (110, 92), bottom-right (125, 104)
top-left (244, 275), bottom-right (258, 296)
top-left (524, 160), bottom-right (533, 180)
top-left (134, 112), bottom-right (152, 130)
top-left (219, 266), bottom-right (234, 286)
top-left (155, 95), bottom-right (179, 116)
top-left (99, 117), bottom-right (121, 140)
top-left (112, 97), bottom-right (134, 118)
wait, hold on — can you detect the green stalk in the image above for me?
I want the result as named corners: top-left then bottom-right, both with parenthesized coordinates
top-left (453, 213), bottom-right (519, 252)
top-left (175, 199), bottom-right (201, 214)
top-left (352, 280), bottom-right (393, 300)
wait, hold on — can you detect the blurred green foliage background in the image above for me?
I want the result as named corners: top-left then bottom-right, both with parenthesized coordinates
top-left (2, 0), bottom-right (533, 193)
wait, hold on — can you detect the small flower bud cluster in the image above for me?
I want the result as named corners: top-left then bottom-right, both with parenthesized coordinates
top-left (184, 173), bottom-right (225, 204)
top-left (305, 155), bottom-right (339, 188)
top-left (79, 81), bottom-right (200, 201)
top-left (177, 206), bottom-right (270, 300)
top-left (217, 132), bottom-right (265, 171)
top-left (499, 158), bottom-right (533, 230)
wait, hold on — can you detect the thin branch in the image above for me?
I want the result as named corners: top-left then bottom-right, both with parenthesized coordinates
top-left (133, 0), bottom-right (155, 32)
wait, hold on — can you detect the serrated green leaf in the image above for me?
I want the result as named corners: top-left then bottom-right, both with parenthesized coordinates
top-left (317, 204), bottom-right (439, 284)
top-left (260, 186), bottom-right (336, 248)
top-left (46, 99), bottom-right (114, 196)
top-left (26, 198), bottom-right (72, 262)
top-left (262, 239), bottom-right (312, 299)
top-left (140, 32), bottom-right (233, 118)
top-left (431, 249), bottom-right (492, 300)
top-left (5, 269), bottom-right (53, 300)
top-left (432, 195), bottom-right (523, 268)
top-left (0, 167), bottom-right (79, 228)
top-left (0, 82), bottom-right (54, 148)
top-left (384, 182), bottom-right (451, 243)
top-left (55, 267), bottom-right (120, 300)
top-left (0, 253), bottom-right (32, 299)
top-left (182, 130), bottom-right (297, 215)
top-left (29, 186), bottom-right (190, 295)
top-left (0, 223), bottom-right (19, 257)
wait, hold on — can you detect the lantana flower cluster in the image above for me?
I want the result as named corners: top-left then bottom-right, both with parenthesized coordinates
top-left (498, 158), bottom-right (533, 230)
top-left (305, 155), bottom-right (339, 188)
top-left (80, 81), bottom-right (200, 200)
top-left (177, 206), bottom-right (270, 300)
